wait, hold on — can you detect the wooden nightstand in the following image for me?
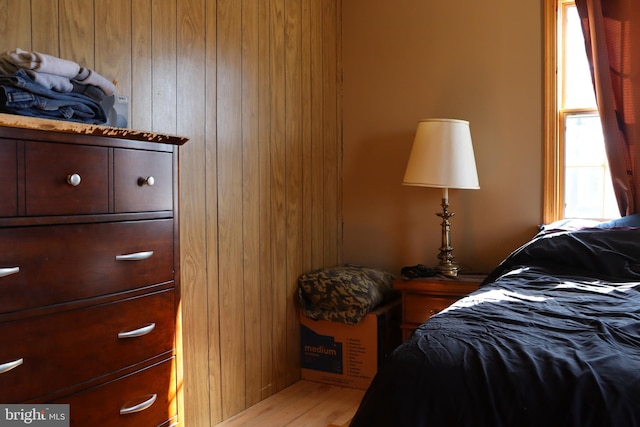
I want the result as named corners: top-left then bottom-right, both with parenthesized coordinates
top-left (395, 274), bottom-right (486, 340)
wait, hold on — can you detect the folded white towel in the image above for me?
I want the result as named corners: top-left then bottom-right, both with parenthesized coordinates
top-left (5, 48), bottom-right (80, 79)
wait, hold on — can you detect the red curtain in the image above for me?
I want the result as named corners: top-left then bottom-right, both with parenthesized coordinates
top-left (576, 0), bottom-right (640, 215)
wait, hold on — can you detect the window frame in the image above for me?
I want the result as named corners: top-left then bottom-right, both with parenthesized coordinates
top-left (544, 0), bottom-right (604, 223)
top-left (544, 0), bottom-right (562, 224)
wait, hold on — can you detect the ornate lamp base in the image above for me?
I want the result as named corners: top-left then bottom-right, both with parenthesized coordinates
top-left (435, 197), bottom-right (459, 277)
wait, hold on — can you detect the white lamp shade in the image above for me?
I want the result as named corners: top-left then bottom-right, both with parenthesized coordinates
top-left (403, 118), bottom-right (480, 190)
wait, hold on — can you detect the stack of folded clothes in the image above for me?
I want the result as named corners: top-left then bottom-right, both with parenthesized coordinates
top-left (0, 48), bottom-right (117, 125)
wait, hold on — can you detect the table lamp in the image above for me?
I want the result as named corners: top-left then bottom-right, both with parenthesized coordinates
top-left (402, 118), bottom-right (480, 277)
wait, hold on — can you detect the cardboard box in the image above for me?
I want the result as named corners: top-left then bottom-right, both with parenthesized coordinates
top-left (300, 299), bottom-right (401, 390)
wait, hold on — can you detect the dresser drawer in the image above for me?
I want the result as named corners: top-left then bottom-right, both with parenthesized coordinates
top-left (25, 142), bottom-right (109, 216)
top-left (0, 289), bottom-right (175, 402)
top-left (403, 294), bottom-right (458, 323)
top-left (55, 357), bottom-right (177, 427)
top-left (0, 141), bottom-right (17, 217)
top-left (114, 148), bottom-right (173, 213)
top-left (0, 219), bottom-right (174, 313)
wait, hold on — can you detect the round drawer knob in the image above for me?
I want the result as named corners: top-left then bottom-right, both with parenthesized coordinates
top-left (66, 173), bottom-right (81, 187)
top-left (138, 176), bottom-right (155, 187)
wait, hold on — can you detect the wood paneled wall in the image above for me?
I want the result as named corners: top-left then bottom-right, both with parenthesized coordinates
top-left (0, 0), bottom-right (342, 425)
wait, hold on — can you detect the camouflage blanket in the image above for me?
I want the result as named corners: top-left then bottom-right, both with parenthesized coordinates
top-left (298, 265), bottom-right (397, 324)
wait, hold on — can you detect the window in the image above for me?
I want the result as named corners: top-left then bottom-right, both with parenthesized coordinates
top-left (544, 0), bottom-right (619, 223)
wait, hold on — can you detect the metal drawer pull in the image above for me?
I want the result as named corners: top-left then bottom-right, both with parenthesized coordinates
top-left (0, 358), bottom-right (23, 374)
top-left (120, 394), bottom-right (157, 415)
top-left (115, 251), bottom-right (154, 261)
top-left (118, 323), bottom-right (156, 339)
top-left (0, 267), bottom-right (19, 278)
top-left (138, 176), bottom-right (155, 187)
top-left (66, 173), bottom-right (82, 186)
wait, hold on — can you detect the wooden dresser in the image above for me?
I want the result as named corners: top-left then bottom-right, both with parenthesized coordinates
top-left (395, 274), bottom-right (486, 340)
top-left (0, 115), bottom-right (187, 426)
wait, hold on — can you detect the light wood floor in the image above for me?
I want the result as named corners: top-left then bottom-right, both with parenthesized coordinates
top-left (213, 380), bottom-right (365, 427)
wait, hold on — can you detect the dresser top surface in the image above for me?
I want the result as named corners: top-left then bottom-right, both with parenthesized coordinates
top-left (0, 113), bottom-right (188, 146)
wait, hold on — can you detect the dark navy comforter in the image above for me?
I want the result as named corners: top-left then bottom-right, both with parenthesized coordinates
top-left (350, 228), bottom-right (640, 427)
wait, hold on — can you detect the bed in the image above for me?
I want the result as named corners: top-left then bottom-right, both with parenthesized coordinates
top-left (350, 215), bottom-right (640, 427)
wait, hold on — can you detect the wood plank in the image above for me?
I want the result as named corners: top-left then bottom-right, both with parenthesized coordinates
top-left (59, 0), bottom-right (94, 68)
top-left (284, 0), bottom-right (303, 386)
top-left (217, 0), bottom-right (246, 418)
top-left (310, 0), bottom-right (325, 269)
top-left (270, 0), bottom-right (288, 394)
top-left (31, 0), bottom-right (59, 55)
top-left (131, 0), bottom-right (153, 131)
top-left (322, 0), bottom-right (340, 267)
top-left (330, 0), bottom-right (344, 265)
top-left (95, 0), bottom-right (131, 98)
top-left (293, 385), bottom-right (362, 427)
top-left (204, 0), bottom-right (223, 424)
top-left (242, 0), bottom-right (263, 409)
top-left (151, 0), bottom-right (177, 134)
top-left (176, 1), bottom-right (209, 427)
top-left (0, 0), bottom-right (31, 52)
top-left (214, 381), bottom-right (364, 427)
top-left (301, 0), bottom-right (313, 274)
top-left (258, 0), bottom-right (274, 402)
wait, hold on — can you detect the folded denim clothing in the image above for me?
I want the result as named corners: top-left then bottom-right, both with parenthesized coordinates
top-left (71, 81), bottom-right (107, 102)
top-left (0, 69), bottom-right (107, 124)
